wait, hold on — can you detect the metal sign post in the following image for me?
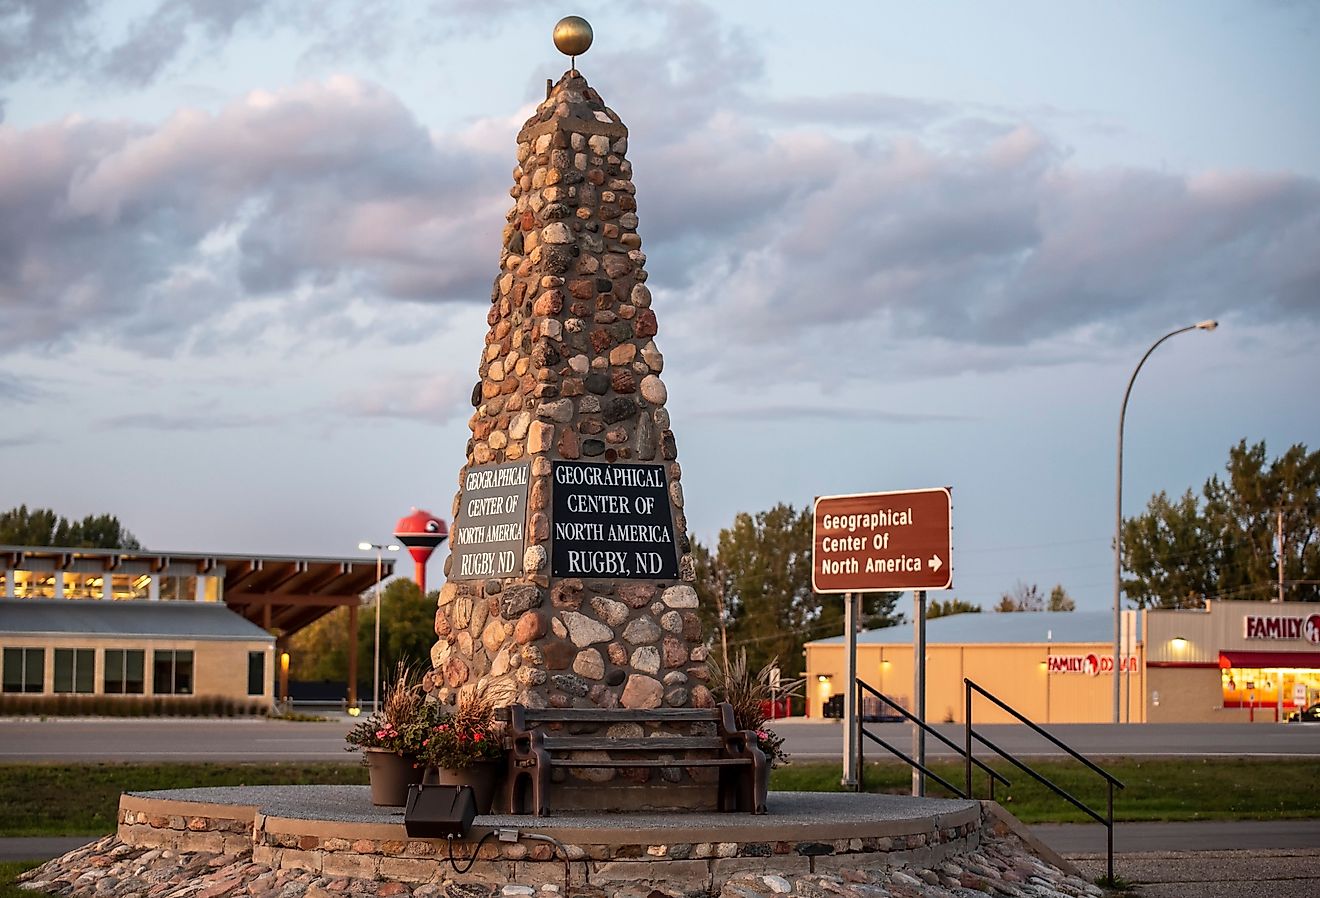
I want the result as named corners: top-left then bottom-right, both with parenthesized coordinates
top-left (912, 589), bottom-right (927, 797)
top-left (842, 591), bottom-right (858, 789)
top-left (812, 488), bottom-right (952, 796)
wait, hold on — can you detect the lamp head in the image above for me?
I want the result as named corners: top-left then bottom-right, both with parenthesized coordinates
top-left (1195, 320), bottom-right (1218, 331)
top-left (357, 542), bottom-right (373, 551)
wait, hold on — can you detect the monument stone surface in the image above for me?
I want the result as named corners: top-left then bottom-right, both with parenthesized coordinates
top-left (427, 68), bottom-right (708, 731)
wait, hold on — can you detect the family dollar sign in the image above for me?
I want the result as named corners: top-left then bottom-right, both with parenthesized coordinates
top-left (812, 487), bottom-right (953, 593)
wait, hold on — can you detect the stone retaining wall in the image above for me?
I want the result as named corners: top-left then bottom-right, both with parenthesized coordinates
top-left (26, 799), bottom-right (1105, 898)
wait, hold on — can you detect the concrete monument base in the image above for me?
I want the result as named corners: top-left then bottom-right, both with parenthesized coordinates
top-left (20, 786), bottom-right (1102, 897)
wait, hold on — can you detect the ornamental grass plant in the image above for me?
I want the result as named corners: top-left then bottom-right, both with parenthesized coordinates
top-left (416, 681), bottom-right (511, 770)
top-left (344, 663), bottom-right (435, 757)
top-left (707, 648), bottom-right (798, 768)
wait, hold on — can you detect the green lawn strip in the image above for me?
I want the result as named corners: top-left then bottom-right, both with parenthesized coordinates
top-left (771, 758), bottom-right (1320, 825)
top-left (0, 762), bottom-right (366, 838)
top-left (2, 758), bottom-right (1317, 837)
top-left (0, 862), bottom-right (42, 898)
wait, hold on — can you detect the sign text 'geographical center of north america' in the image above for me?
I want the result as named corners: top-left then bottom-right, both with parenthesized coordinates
top-left (812, 487), bottom-right (953, 593)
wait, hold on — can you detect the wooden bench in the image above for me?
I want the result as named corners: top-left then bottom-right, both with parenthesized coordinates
top-left (500, 703), bottom-right (768, 816)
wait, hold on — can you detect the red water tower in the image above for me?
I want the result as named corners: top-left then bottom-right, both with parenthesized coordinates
top-left (394, 508), bottom-right (448, 595)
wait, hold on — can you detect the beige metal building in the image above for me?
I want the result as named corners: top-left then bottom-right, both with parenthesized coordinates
top-left (805, 611), bottom-right (1143, 724)
top-left (1, 545), bottom-right (390, 707)
top-left (806, 601), bottom-right (1320, 725)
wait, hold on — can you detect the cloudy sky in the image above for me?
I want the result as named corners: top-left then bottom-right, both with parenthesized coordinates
top-left (2, 1), bottom-right (1317, 616)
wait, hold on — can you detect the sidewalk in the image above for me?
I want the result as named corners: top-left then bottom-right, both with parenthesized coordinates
top-left (1031, 818), bottom-right (1320, 854)
top-left (1036, 821), bottom-right (1320, 898)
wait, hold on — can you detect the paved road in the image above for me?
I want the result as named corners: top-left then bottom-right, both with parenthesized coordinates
top-left (2, 717), bottom-right (1317, 762)
top-left (770, 718), bottom-right (1320, 761)
top-left (1032, 819), bottom-right (1320, 854)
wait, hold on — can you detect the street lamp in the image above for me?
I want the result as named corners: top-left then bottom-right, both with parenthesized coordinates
top-left (359, 541), bottom-right (400, 713)
top-left (1114, 320), bottom-right (1218, 723)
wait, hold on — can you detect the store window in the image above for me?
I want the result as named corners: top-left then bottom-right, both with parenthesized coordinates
top-left (13, 571), bottom-right (56, 599)
top-left (61, 573), bottom-right (103, 600)
top-left (1221, 667), bottom-right (1320, 713)
top-left (2, 647), bottom-right (44, 693)
top-left (110, 574), bottom-right (151, 601)
top-left (54, 648), bottom-right (95, 693)
top-left (152, 650), bottom-right (194, 695)
top-left (247, 652), bottom-right (266, 696)
top-left (104, 649), bottom-right (145, 694)
top-left (159, 576), bottom-right (198, 602)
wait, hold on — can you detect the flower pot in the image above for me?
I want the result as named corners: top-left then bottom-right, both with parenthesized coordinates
top-left (364, 748), bottom-right (424, 807)
top-left (434, 759), bottom-right (503, 815)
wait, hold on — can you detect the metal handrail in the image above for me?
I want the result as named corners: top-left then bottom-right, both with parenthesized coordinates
top-left (963, 677), bottom-right (1125, 884)
top-left (854, 679), bottom-right (1010, 799)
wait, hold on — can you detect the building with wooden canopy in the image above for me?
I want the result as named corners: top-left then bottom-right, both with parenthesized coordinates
top-left (0, 545), bottom-right (391, 707)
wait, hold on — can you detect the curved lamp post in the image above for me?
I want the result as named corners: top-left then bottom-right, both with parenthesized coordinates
top-left (359, 541), bottom-right (400, 712)
top-left (1114, 320), bottom-right (1218, 723)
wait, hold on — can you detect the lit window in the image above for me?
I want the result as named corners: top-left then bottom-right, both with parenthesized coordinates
top-left (110, 574), bottom-right (150, 601)
top-left (13, 571), bottom-right (55, 599)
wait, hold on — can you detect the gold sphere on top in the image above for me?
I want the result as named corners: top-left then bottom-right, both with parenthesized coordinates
top-left (553, 16), bottom-right (593, 57)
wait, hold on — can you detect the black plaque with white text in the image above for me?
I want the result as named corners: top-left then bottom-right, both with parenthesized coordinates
top-left (450, 462), bottom-right (530, 580)
top-left (551, 461), bottom-right (679, 579)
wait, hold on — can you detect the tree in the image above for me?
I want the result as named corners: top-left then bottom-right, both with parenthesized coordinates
top-left (1047, 584), bottom-right (1076, 612)
top-left (0, 505), bottom-right (141, 549)
top-left (287, 579), bottom-right (438, 684)
top-left (690, 503), bottom-right (901, 677)
top-left (995, 581), bottom-right (1044, 612)
top-left (928, 598), bottom-right (981, 619)
top-left (1123, 440), bottom-right (1320, 607)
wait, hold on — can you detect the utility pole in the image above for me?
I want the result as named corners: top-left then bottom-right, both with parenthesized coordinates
top-left (1277, 507), bottom-right (1285, 603)
top-left (715, 577), bottom-right (729, 664)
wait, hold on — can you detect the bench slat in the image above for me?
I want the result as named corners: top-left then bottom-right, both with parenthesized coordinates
top-left (546, 758), bottom-right (750, 768)
top-left (539, 736), bottom-right (726, 751)
top-left (509, 708), bottom-right (721, 724)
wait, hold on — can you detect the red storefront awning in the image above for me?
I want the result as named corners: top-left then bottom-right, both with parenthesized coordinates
top-left (1219, 650), bottom-right (1320, 670)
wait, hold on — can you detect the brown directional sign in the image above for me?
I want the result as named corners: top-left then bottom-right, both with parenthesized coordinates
top-left (812, 488), bottom-right (952, 593)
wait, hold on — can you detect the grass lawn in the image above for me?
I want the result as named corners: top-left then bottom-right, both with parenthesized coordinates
top-left (0, 862), bottom-right (41, 898)
top-left (0, 762), bottom-right (367, 838)
top-left (772, 757), bottom-right (1320, 824)
top-left (1, 757), bottom-right (1317, 839)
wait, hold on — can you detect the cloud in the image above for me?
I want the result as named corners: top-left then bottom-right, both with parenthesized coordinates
top-left (335, 370), bottom-right (471, 424)
top-left (0, 0), bottom-right (94, 82)
top-left (690, 403), bottom-right (969, 424)
top-left (98, 0), bottom-right (270, 87)
top-left (1, 0), bottom-right (1316, 390)
top-left (0, 0), bottom-right (555, 89)
top-left (0, 370), bottom-right (50, 403)
top-left (98, 409), bottom-right (283, 431)
top-left (0, 76), bottom-right (507, 354)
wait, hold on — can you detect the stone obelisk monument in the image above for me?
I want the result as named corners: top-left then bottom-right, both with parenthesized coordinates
top-left (428, 19), bottom-right (708, 740)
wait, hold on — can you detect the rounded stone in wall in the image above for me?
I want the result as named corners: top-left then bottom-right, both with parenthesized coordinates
top-left (622, 617), bottom-right (661, 646)
top-left (661, 585), bottom-right (698, 608)
top-left (630, 645), bottom-right (660, 674)
top-left (573, 648), bottom-right (605, 680)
